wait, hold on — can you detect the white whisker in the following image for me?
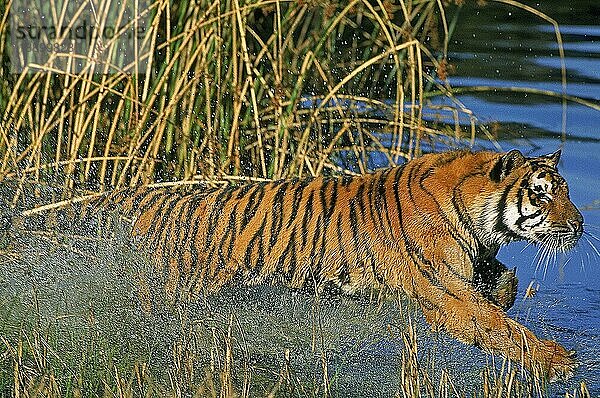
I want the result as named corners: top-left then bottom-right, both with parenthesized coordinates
top-left (520, 240), bottom-right (535, 253)
top-left (583, 230), bottom-right (600, 243)
top-left (537, 240), bottom-right (551, 277)
top-left (532, 242), bottom-right (545, 274)
top-left (544, 237), bottom-right (562, 278)
top-left (583, 235), bottom-right (600, 259)
top-left (542, 243), bottom-right (553, 279)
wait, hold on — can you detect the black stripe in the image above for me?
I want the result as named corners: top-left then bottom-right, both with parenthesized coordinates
top-left (392, 164), bottom-right (461, 300)
top-left (181, 200), bottom-right (200, 266)
top-left (328, 181), bottom-right (338, 222)
top-left (235, 183), bottom-right (255, 199)
top-left (187, 192), bottom-right (214, 267)
top-left (173, 199), bottom-right (194, 273)
top-left (300, 190), bottom-right (314, 248)
top-left (340, 175), bottom-right (353, 187)
top-left (335, 213), bottom-right (350, 266)
top-left (516, 210), bottom-right (544, 229)
top-left (240, 183), bottom-right (267, 229)
top-left (287, 180), bottom-right (308, 229)
top-left (366, 175), bottom-right (382, 230)
top-left (124, 187), bottom-right (157, 213)
top-left (320, 179), bottom-right (337, 230)
top-left (441, 171), bottom-right (485, 261)
top-left (356, 182), bottom-right (367, 221)
top-left (378, 169), bottom-right (397, 240)
top-left (413, 250), bottom-right (460, 300)
top-left (391, 165), bottom-right (407, 236)
top-left (203, 187), bottom-right (237, 252)
top-left (516, 180), bottom-right (527, 218)
top-left (374, 170), bottom-right (389, 227)
top-left (365, 245), bottom-right (383, 284)
top-left (269, 182), bottom-right (289, 248)
top-left (406, 159), bottom-right (423, 204)
top-left (138, 192), bottom-right (175, 227)
top-left (319, 179), bottom-right (330, 214)
top-left (286, 228), bottom-right (298, 283)
top-left (151, 196), bottom-right (187, 279)
top-left (204, 242), bottom-right (218, 280)
top-left (335, 214), bottom-right (351, 286)
top-left (144, 193), bottom-right (183, 249)
top-left (494, 181), bottom-right (520, 238)
top-left (218, 202), bottom-right (239, 260)
top-left (245, 216), bottom-right (267, 280)
top-left (348, 201), bottom-right (361, 251)
top-left (515, 178), bottom-right (546, 230)
top-left (441, 260), bottom-right (472, 284)
top-left (217, 245), bottom-right (228, 276)
top-left (276, 227), bottom-right (297, 282)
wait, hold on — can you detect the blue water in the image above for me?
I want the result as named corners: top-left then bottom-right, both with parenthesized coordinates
top-left (443, 5), bottom-right (600, 391)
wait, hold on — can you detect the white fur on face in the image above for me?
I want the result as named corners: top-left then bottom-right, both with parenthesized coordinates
top-left (530, 172), bottom-right (554, 201)
top-left (502, 171), bottom-right (555, 241)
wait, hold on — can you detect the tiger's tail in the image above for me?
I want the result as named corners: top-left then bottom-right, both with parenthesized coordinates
top-left (1, 181), bottom-right (155, 241)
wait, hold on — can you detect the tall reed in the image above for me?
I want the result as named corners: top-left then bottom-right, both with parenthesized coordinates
top-left (0, 0), bottom-right (470, 194)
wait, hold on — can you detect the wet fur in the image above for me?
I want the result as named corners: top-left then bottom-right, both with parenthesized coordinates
top-left (99, 149), bottom-right (583, 380)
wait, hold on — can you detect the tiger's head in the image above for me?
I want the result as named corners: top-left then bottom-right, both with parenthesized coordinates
top-left (482, 149), bottom-right (583, 252)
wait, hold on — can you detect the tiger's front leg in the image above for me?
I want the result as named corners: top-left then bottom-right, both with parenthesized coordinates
top-left (398, 257), bottom-right (576, 381)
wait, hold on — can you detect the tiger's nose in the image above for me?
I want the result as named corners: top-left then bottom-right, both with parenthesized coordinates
top-left (567, 219), bottom-right (583, 236)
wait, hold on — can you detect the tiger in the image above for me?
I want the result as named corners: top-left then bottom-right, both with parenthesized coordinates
top-left (90, 149), bottom-right (584, 380)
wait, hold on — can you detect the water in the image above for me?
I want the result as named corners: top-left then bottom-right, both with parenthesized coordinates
top-left (443, 1), bottom-right (600, 392)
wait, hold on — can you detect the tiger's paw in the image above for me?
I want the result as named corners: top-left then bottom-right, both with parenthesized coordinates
top-left (539, 339), bottom-right (578, 382)
top-left (491, 268), bottom-right (518, 311)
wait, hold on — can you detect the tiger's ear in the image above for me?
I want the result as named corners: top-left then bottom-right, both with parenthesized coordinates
top-left (489, 149), bottom-right (526, 182)
top-left (541, 149), bottom-right (561, 168)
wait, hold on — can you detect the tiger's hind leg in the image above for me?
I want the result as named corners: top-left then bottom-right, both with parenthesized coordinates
top-left (473, 257), bottom-right (518, 311)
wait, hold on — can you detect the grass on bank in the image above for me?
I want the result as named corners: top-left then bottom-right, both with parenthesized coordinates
top-left (0, 245), bottom-right (593, 398)
top-left (0, 203), bottom-right (594, 397)
top-left (0, 290), bottom-right (594, 398)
